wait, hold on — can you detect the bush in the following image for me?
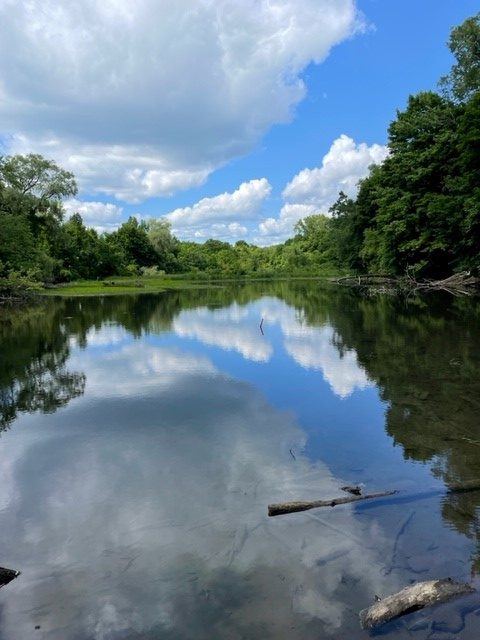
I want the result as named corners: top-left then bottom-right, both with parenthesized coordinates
top-left (140, 266), bottom-right (165, 277)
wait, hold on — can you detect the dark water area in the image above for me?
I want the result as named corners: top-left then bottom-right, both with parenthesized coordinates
top-left (0, 282), bottom-right (480, 639)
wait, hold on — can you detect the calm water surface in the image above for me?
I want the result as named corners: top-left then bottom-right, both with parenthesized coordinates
top-left (1, 282), bottom-right (480, 639)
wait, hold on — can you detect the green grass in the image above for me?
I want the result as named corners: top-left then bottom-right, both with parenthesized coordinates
top-left (40, 276), bottom-right (213, 297)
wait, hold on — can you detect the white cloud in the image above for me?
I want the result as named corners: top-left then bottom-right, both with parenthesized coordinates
top-left (258, 203), bottom-right (318, 242)
top-left (165, 178), bottom-right (271, 240)
top-left (8, 136), bottom-right (211, 203)
top-left (63, 198), bottom-right (123, 232)
top-left (283, 134), bottom-right (388, 204)
top-left (258, 135), bottom-right (388, 243)
top-left (0, 1), bottom-right (364, 201)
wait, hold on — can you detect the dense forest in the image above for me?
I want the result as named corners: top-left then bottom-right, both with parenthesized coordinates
top-left (1, 13), bottom-right (479, 297)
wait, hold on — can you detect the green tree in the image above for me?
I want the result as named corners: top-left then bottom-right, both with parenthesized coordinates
top-left (146, 219), bottom-right (179, 271)
top-left (109, 217), bottom-right (158, 270)
top-left (440, 12), bottom-right (480, 102)
top-left (0, 154), bottom-right (77, 229)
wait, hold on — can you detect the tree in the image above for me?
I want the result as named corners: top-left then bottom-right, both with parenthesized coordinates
top-left (146, 219), bottom-right (179, 271)
top-left (0, 154), bottom-right (77, 229)
top-left (109, 217), bottom-right (158, 270)
top-left (293, 214), bottom-right (335, 269)
top-left (440, 12), bottom-right (480, 102)
top-left (0, 154), bottom-right (77, 200)
top-left (345, 93), bottom-right (466, 276)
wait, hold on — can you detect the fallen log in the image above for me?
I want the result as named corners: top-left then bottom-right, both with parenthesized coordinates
top-left (359, 578), bottom-right (475, 630)
top-left (268, 490), bottom-right (397, 517)
top-left (0, 567), bottom-right (20, 588)
top-left (268, 479), bottom-right (480, 517)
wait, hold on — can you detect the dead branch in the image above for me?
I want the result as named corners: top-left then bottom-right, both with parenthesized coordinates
top-left (359, 578), bottom-right (475, 629)
top-left (268, 490), bottom-right (397, 517)
top-left (334, 271), bottom-right (479, 297)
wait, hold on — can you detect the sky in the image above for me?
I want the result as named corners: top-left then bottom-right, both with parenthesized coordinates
top-left (0, 0), bottom-right (478, 245)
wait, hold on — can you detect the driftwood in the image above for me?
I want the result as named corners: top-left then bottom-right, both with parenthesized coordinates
top-left (268, 479), bottom-right (480, 517)
top-left (0, 567), bottom-right (20, 588)
top-left (359, 579), bottom-right (475, 629)
top-left (334, 271), bottom-right (479, 297)
top-left (268, 490), bottom-right (397, 517)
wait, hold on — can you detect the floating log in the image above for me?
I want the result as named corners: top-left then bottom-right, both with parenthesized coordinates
top-left (359, 578), bottom-right (475, 630)
top-left (268, 490), bottom-right (397, 517)
top-left (0, 567), bottom-right (20, 588)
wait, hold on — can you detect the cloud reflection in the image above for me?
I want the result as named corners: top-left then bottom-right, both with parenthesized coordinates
top-left (259, 298), bottom-right (372, 397)
top-left (0, 340), bottom-right (392, 639)
top-left (171, 297), bottom-right (372, 397)
top-left (173, 304), bottom-right (272, 363)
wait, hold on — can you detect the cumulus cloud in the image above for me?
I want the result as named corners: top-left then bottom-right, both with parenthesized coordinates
top-left (258, 203), bottom-right (318, 243)
top-left (283, 134), bottom-right (388, 203)
top-left (258, 135), bottom-right (388, 243)
top-left (8, 136), bottom-right (211, 203)
top-left (0, 1), bottom-right (364, 201)
top-left (165, 178), bottom-right (271, 240)
top-left (63, 198), bottom-right (124, 232)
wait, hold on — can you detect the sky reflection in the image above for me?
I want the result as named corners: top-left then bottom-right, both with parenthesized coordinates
top-left (0, 290), bottom-right (479, 639)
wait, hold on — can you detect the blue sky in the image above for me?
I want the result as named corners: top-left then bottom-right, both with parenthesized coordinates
top-left (0, 0), bottom-right (477, 244)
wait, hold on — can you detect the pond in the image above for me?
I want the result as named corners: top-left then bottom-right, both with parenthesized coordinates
top-left (0, 281), bottom-right (480, 639)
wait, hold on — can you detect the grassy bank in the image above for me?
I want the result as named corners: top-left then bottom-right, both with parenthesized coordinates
top-left (40, 276), bottom-right (214, 296)
top-left (40, 274), bottom-right (336, 297)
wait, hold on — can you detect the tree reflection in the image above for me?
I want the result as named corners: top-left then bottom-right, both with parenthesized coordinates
top-left (0, 304), bottom-right (86, 429)
top-left (286, 287), bottom-right (480, 574)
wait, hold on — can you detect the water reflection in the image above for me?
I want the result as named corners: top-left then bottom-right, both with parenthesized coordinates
top-left (0, 284), bottom-right (479, 638)
top-left (0, 304), bottom-right (85, 431)
top-left (259, 298), bottom-right (372, 397)
top-left (173, 304), bottom-right (272, 362)
top-left (0, 351), bottom-right (392, 639)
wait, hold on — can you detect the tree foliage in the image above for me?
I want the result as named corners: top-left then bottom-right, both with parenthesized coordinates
top-left (440, 12), bottom-right (480, 102)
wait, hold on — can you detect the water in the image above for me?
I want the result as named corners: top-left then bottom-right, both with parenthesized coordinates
top-left (0, 281), bottom-right (480, 639)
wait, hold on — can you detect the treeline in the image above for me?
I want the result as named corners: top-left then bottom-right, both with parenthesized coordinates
top-left (1, 13), bottom-right (479, 296)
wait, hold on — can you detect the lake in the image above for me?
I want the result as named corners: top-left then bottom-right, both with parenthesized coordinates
top-left (1, 281), bottom-right (480, 639)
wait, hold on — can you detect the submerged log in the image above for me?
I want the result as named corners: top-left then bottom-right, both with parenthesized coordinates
top-left (359, 579), bottom-right (475, 630)
top-left (268, 490), bottom-right (397, 517)
top-left (0, 567), bottom-right (20, 588)
top-left (268, 479), bottom-right (480, 517)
